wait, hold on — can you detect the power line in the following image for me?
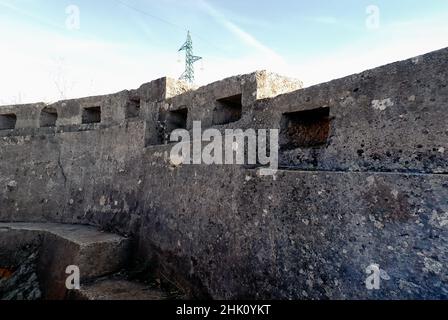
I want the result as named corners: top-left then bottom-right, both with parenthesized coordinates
top-left (113, 0), bottom-right (183, 31)
top-left (112, 0), bottom-right (224, 53)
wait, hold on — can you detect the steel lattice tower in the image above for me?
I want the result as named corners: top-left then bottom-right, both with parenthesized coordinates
top-left (179, 31), bottom-right (202, 83)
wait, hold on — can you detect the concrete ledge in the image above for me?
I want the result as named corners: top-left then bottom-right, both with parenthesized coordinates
top-left (0, 223), bottom-right (130, 299)
top-left (0, 222), bottom-right (128, 246)
top-left (71, 279), bottom-right (169, 300)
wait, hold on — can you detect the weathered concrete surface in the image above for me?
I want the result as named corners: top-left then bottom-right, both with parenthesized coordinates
top-left (0, 120), bottom-right (146, 231)
top-left (0, 48), bottom-right (447, 299)
top-left (269, 50), bottom-right (447, 174)
top-left (143, 71), bottom-right (302, 146)
top-left (135, 151), bottom-right (448, 299)
top-left (0, 223), bottom-right (130, 299)
top-left (72, 279), bottom-right (168, 300)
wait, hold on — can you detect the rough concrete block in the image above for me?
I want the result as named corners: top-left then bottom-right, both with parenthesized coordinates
top-left (0, 223), bottom-right (130, 299)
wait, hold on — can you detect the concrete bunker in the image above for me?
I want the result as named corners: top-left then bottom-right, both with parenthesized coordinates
top-left (212, 94), bottom-right (243, 125)
top-left (40, 107), bottom-right (58, 128)
top-left (0, 114), bottom-right (17, 130)
top-left (280, 107), bottom-right (331, 150)
top-left (82, 106), bottom-right (102, 124)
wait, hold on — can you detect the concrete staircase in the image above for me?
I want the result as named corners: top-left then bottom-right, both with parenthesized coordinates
top-left (0, 223), bottom-right (173, 300)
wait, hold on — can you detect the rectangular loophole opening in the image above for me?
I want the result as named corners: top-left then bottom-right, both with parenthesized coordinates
top-left (125, 98), bottom-right (141, 119)
top-left (213, 94), bottom-right (242, 125)
top-left (82, 106), bottom-right (101, 124)
top-left (0, 114), bottom-right (17, 130)
top-left (167, 108), bottom-right (188, 132)
top-left (40, 107), bottom-right (58, 127)
top-left (155, 108), bottom-right (188, 145)
top-left (280, 107), bottom-right (331, 150)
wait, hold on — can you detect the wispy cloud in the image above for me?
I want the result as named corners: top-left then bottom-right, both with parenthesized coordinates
top-left (286, 15), bottom-right (448, 87)
top-left (0, 0), bottom-right (64, 30)
top-left (196, 0), bottom-right (285, 64)
top-left (0, 15), bottom-right (182, 104)
top-left (306, 16), bottom-right (339, 25)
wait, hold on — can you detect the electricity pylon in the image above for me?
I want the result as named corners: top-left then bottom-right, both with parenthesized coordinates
top-left (179, 31), bottom-right (202, 83)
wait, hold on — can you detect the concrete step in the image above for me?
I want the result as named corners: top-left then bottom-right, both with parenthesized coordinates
top-left (0, 222), bottom-right (130, 299)
top-left (72, 278), bottom-right (169, 300)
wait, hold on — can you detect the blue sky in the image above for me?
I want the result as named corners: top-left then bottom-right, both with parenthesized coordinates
top-left (1, 0), bottom-right (448, 104)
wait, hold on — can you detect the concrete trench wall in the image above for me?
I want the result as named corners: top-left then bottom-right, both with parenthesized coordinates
top-left (0, 51), bottom-right (447, 299)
